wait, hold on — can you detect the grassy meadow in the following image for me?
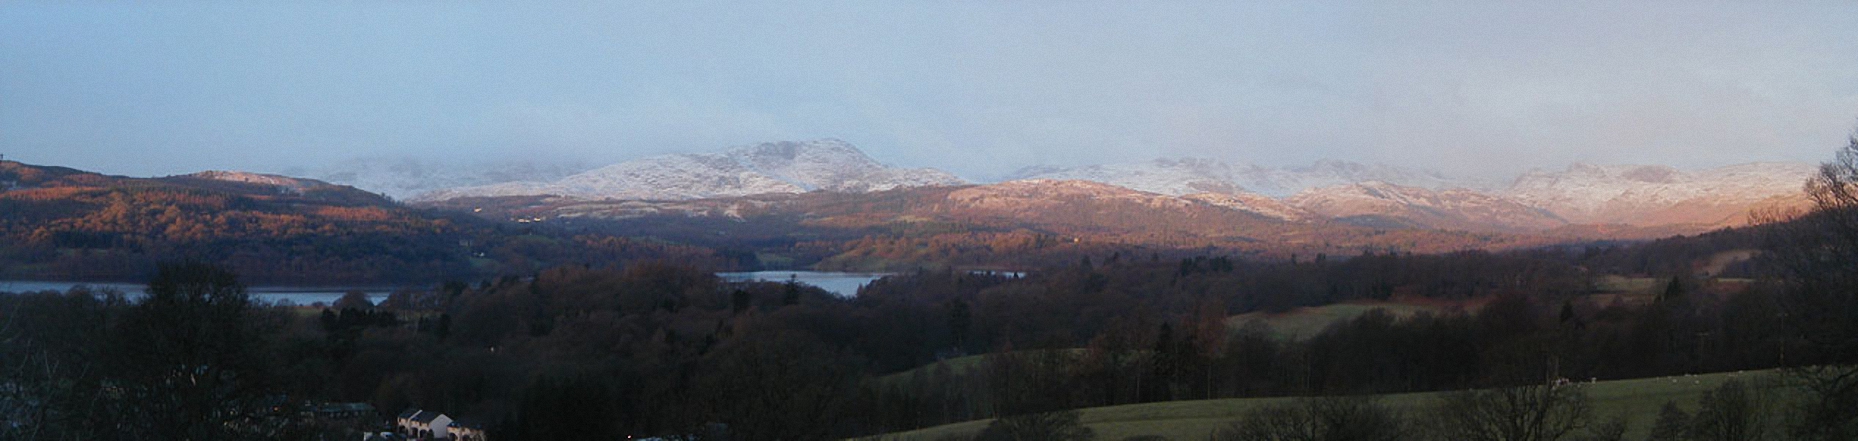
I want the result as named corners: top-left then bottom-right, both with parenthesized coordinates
top-left (862, 369), bottom-right (1790, 441)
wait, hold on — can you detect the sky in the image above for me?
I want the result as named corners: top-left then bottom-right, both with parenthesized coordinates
top-left (3, 2), bottom-right (1856, 182)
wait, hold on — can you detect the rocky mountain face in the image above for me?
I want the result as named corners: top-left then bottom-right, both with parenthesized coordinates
top-left (414, 139), bottom-right (965, 202)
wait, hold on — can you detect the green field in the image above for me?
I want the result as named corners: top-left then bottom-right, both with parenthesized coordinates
top-left (875, 353), bottom-right (990, 384)
top-left (875, 349), bottom-right (1088, 386)
top-left (880, 302), bottom-right (1464, 385)
top-left (860, 369), bottom-right (1789, 441)
top-left (1224, 301), bottom-right (1465, 340)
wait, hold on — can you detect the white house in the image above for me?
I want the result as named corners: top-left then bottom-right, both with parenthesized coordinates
top-left (396, 409), bottom-right (453, 440)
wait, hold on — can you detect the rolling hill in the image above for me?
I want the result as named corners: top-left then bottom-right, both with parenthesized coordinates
top-left (0, 160), bottom-right (722, 283)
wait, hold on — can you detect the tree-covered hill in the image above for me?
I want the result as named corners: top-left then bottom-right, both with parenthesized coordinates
top-left (0, 160), bottom-right (727, 284)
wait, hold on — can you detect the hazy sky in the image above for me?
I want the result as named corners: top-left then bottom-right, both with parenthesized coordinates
top-left (3, 2), bottom-right (1856, 181)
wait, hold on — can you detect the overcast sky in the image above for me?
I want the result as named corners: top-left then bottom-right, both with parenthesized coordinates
top-left (3, 2), bottom-right (1856, 182)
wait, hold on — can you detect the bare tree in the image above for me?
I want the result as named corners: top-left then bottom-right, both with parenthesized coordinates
top-left (1416, 384), bottom-right (1591, 441)
top-left (1210, 396), bottom-right (1405, 441)
top-left (1762, 127), bottom-right (1858, 440)
top-left (1687, 379), bottom-right (1770, 441)
top-left (1646, 401), bottom-right (1691, 441)
top-left (1765, 130), bottom-right (1858, 360)
top-left (109, 261), bottom-right (286, 440)
top-left (975, 410), bottom-right (1094, 441)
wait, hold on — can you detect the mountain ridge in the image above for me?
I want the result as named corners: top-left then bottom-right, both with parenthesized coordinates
top-left (142, 137), bottom-right (1820, 236)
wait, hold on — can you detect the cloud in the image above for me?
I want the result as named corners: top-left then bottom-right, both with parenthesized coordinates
top-left (2, 2), bottom-right (1854, 180)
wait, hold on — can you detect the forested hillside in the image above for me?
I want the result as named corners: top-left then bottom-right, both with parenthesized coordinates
top-left (0, 161), bottom-right (727, 283)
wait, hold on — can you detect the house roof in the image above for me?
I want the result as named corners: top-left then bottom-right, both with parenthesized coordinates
top-left (448, 419), bottom-right (485, 429)
top-left (397, 408), bottom-right (420, 419)
top-left (412, 410), bottom-right (448, 424)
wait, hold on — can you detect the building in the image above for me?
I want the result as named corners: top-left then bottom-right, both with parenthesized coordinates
top-left (447, 419), bottom-right (488, 441)
top-left (396, 409), bottom-right (453, 440)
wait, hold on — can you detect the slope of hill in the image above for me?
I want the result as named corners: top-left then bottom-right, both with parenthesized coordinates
top-left (416, 139), bottom-right (965, 202)
top-left (1286, 181), bottom-right (1567, 232)
top-left (1181, 192), bottom-right (1312, 222)
top-left (0, 161), bottom-right (722, 283)
top-left (867, 370), bottom-right (1781, 441)
top-left (1011, 158), bottom-right (1813, 233)
top-left (1506, 162), bottom-right (1814, 226)
top-left (1011, 158), bottom-right (1472, 198)
top-left (1005, 158), bottom-right (1252, 196)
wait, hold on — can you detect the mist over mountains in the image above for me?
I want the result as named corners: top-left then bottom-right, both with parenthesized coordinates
top-left (285, 158), bottom-right (595, 201)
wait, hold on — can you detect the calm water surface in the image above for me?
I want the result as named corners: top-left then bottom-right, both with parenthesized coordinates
top-left (717, 271), bottom-right (891, 297)
top-left (6, 271), bottom-right (897, 304)
top-left (0, 281), bottom-right (395, 306)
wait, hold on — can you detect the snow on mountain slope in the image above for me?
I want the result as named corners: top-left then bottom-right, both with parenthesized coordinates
top-left (1011, 158), bottom-right (1474, 198)
top-left (394, 136), bottom-right (1811, 233)
top-left (297, 158), bottom-right (592, 200)
top-left (1006, 158), bottom-right (1250, 196)
top-left (1236, 160), bottom-right (1478, 198)
top-left (1505, 162), bottom-right (1814, 226)
top-left (1287, 181), bottom-right (1566, 232)
top-left (416, 139), bottom-right (966, 202)
top-left (945, 179), bottom-right (1197, 213)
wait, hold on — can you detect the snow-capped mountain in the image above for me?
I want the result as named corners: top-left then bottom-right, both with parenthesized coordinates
top-left (292, 158), bottom-right (593, 201)
top-left (1286, 181), bottom-right (1566, 232)
top-left (1505, 162), bottom-right (1815, 226)
top-left (1011, 157), bottom-right (1813, 231)
top-left (1009, 158), bottom-right (1477, 198)
top-left (393, 136), bottom-right (1814, 233)
top-left (416, 139), bottom-right (966, 202)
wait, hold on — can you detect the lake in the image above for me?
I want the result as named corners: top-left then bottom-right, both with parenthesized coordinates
top-left (716, 271), bottom-right (891, 297)
top-left (4, 271), bottom-right (895, 304)
top-left (0, 280), bottom-right (396, 306)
